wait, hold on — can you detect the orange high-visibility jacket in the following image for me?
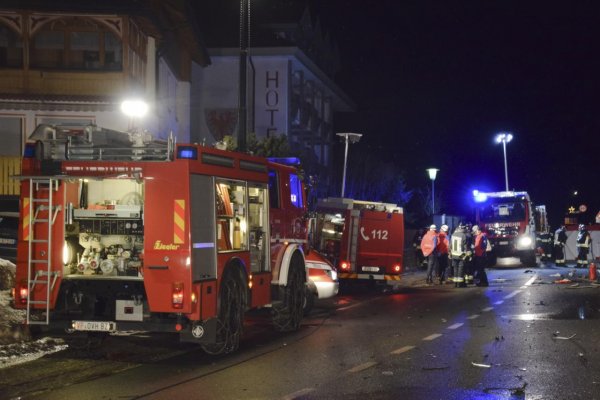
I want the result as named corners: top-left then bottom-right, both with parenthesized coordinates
top-left (420, 230), bottom-right (438, 257)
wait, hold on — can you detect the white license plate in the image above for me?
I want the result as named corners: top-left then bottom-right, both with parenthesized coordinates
top-left (362, 266), bottom-right (380, 272)
top-left (498, 241), bottom-right (509, 245)
top-left (72, 320), bottom-right (116, 332)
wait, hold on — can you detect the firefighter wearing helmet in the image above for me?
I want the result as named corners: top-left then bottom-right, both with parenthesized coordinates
top-left (471, 225), bottom-right (489, 287)
top-left (450, 223), bottom-right (471, 288)
top-left (553, 225), bottom-right (567, 266)
top-left (420, 224), bottom-right (438, 284)
top-left (576, 224), bottom-right (591, 268)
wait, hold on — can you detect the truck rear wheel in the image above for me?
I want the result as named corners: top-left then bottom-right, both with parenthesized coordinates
top-left (520, 251), bottom-right (537, 268)
top-left (272, 253), bottom-right (306, 332)
top-left (201, 268), bottom-right (246, 355)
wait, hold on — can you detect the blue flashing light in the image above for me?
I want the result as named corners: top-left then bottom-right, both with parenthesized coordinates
top-left (268, 157), bottom-right (300, 166)
top-left (177, 146), bottom-right (198, 160)
top-left (473, 190), bottom-right (488, 203)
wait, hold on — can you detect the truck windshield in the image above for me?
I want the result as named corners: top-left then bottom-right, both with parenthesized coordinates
top-left (478, 201), bottom-right (526, 223)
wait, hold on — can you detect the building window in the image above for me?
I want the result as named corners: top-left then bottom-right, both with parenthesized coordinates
top-left (0, 24), bottom-right (23, 68)
top-left (29, 17), bottom-right (122, 71)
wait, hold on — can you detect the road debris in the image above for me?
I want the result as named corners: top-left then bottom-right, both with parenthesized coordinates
top-left (471, 361), bottom-right (492, 368)
top-left (554, 278), bottom-right (572, 284)
top-left (552, 333), bottom-right (576, 340)
top-left (382, 370), bottom-right (394, 376)
top-left (422, 365), bottom-right (449, 370)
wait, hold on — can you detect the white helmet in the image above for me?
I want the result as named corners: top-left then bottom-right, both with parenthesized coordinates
top-left (441, 224), bottom-right (449, 233)
top-left (429, 224), bottom-right (437, 230)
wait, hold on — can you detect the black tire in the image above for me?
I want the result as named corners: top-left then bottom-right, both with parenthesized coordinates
top-left (201, 268), bottom-right (246, 355)
top-left (272, 252), bottom-right (306, 332)
top-left (520, 251), bottom-right (537, 268)
top-left (303, 288), bottom-right (315, 316)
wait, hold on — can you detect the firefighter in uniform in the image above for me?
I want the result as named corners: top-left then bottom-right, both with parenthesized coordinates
top-left (464, 223), bottom-right (474, 285)
top-left (576, 224), bottom-right (591, 268)
top-left (420, 224), bottom-right (438, 284)
top-left (471, 225), bottom-right (489, 287)
top-left (450, 223), bottom-right (471, 288)
top-left (539, 230), bottom-right (554, 262)
top-left (436, 225), bottom-right (450, 284)
top-left (553, 225), bottom-right (567, 266)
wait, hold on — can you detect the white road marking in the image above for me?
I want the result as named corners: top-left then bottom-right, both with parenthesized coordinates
top-left (282, 388), bottom-right (316, 400)
top-left (447, 323), bottom-right (464, 330)
top-left (504, 290), bottom-right (521, 299)
top-left (390, 345), bottom-right (415, 355)
top-left (482, 307), bottom-right (494, 312)
top-left (467, 314), bottom-right (480, 320)
top-left (347, 361), bottom-right (378, 373)
top-left (523, 275), bottom-right (537, 287)
top-left (422, 333), bottom-right (443, 341)
top-left (494, 300), bottom-right (504, 305)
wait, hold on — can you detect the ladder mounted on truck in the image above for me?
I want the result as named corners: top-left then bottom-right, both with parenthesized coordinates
top-left (25, 177), bottom-right (61, 325)
top-left (29, 123), bottom-right (174, 162)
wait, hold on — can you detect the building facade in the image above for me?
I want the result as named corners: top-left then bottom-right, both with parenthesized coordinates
top-left (0, 0), bottom-right (208, 195)
top-left (192, 4), bottom-right (354, 189)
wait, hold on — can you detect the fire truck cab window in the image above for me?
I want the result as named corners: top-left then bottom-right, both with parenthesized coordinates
top-left (289, 173), bottom-right (303, 208)
top-left (215, 181), bottom-right (248, 252)
top-left (268, 170), bottom-right (279, 209)
top-left (479, 200), bottom-right (526, 222)
top-left (315, 213), bottom-right (344, 266)
top-left (248, 185), bottom-right (269, 272)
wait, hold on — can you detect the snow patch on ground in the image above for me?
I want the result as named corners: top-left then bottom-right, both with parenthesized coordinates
top-left (0, 337), bottom-right (68, 369)
top-left (0, 258), bottom-right (69, 367)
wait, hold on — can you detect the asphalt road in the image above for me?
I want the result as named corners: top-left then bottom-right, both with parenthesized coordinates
top-left (4, 262), bottom-right (600, 400)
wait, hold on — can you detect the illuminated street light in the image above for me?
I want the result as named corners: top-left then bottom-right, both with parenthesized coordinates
top-left (120, 99), bottom-right (148, 118)
top-left (337, 132), bottom-right (362, 197)
top-left (426, 168), bottom-right (439, 215)
top-left (495, 132), bottom-right (513, 191)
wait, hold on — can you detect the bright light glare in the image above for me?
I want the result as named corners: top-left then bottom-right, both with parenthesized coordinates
top-left (474, 191), bottom-right (488, 202)
top-left (495, 132), bottom-right (513, 143)
top-left (426, 168), bottom-right (439, 180)
top-left (121, 99), bottom-right (149, 118)
top-left (517, 236), bottom-right (533, 248)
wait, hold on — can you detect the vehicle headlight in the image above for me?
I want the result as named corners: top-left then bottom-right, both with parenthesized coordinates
top-left (517, 236), bottom-right (533, 248)
top-left (327, 269), bottom-right (338, 281)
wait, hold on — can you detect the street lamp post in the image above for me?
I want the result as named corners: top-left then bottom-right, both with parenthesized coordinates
top-left (337, 132), bottom-right (362, 197)
top-left (426, 168), bottom-right (439, 215)
top-left (495, 132), bottom-right (513, 191)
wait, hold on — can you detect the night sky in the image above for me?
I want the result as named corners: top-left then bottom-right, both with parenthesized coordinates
top-left (308, 0), bottom-right (600, 226)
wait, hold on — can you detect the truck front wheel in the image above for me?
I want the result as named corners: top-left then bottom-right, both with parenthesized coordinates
top-left (272, 253), bottom-right (306, 332)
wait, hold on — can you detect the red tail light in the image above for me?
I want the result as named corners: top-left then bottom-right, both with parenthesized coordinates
top-left (172, 282), bottom-right (184, 309)
top-left (393, 264), bottom-right (401, 273)
top-left (340, 261), bottom-right (350, 270)
top-left (19, 286), bottom-right (28, 304)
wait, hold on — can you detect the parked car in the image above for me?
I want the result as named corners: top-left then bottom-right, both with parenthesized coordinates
top-left (304, 250), bottom-right (339, 314)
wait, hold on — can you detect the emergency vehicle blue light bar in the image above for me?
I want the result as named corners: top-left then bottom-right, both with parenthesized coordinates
top-left (177, 146), bottom-right (198, 160)
top-left (268, 157), bottom-right (300, 166)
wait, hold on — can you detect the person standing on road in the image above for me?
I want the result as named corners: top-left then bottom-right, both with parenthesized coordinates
top-left (420, 224), bottom-right (438, 284)
top-left (576, 224), bottom-right (591, 268)
top-left (471, 225), bottom-right (489, 287)
top-left (554, 225), bottom-right (567, 266)
top-left (436, 224), bottom-right (450, 284)
top-left (450, 223), bottom-right (471, 288)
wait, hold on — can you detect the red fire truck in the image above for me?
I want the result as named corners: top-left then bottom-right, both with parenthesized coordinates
top-left (312, 198), bottom-right (404, 288)
top-left (473, 190), bottom-right (540, 267)
top-left (13, 124), bottom-right (311, 354)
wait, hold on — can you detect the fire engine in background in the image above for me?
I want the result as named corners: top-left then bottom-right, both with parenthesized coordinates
top-left (312, 198), bottom-right (404, 288)
top-left (13, 124), bottom-right (314, 354)
top-left (473, 190), bottom-right (546, 267)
